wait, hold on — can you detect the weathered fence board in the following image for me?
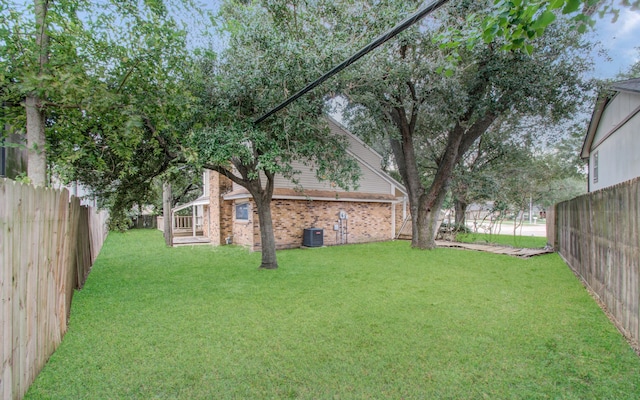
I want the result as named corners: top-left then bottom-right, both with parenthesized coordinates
top-left (555, 177), bottom-right (640, 347)
top-left (0, 178), bottom-right (108, 400)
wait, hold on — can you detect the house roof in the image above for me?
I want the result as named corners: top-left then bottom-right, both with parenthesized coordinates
top-left (611, 78), bottom-right (640, 94)
top-left (581, 78), bottom-right (640, 159)
top-left (325, 116), bottom-right (407, 196)
top-left (224, 187), bottom-right (401, 203)
top-left (172, 195), bottom-right (209, 212)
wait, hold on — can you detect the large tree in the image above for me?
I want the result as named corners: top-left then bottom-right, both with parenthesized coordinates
top-left (1, 0), bottom-right (91, 185)
top-left (339, 0), bottom-right (591, 249)
top-left (0, 0), bottom-right (211, 192)
top-left (1, 0), bottom-right (211, 228)
top-left (449, 112), bottom-right (591, 227)
top-left (188, 0), bottom-right (360, 269)
top-left (53, 2), bottom-right (206, 228)
top-left (449, 120), bottom-right (517, 227)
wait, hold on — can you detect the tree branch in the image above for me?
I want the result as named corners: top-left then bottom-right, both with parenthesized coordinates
top-left (202, 163), bottom-right (247, 188)
top-left (142, 115), bottom-right (178, 160)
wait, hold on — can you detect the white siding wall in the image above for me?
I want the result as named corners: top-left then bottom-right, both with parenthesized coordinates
top-left (231, 161), bottom-right (393, 195)
top-left (272, 160), bottom-right (392, 194)
top-left (226, 119), bottom-right (401, 196)
top-left (328, 119), bottom-right (383, 170)
top-left (590, 92), bottom-right (640, 191)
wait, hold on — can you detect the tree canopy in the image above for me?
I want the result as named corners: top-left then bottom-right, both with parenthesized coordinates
top-left (338, 0), bottom-right (593, 248)
top-left (187, 0), bottom-right (361, 268)
top-left (1, 0), bottom-right (633, 264)
top-left (1, 0), bottom-right (211, 226)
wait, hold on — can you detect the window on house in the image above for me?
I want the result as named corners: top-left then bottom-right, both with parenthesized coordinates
top-left (593, 151), bottom-right (598, 184)
top-left (236, 203), bottom-right (249, 220)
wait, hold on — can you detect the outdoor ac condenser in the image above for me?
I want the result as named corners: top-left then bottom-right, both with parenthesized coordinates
top-left (303, 228), bottom-right (324, 247)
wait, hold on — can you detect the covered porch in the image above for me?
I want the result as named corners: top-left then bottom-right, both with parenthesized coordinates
top-left (170, 195), bottom-right (210, 245)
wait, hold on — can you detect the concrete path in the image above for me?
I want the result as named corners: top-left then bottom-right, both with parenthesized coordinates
top-left (173, 236), bottom-right (211, 246)
top-left (436, 240), bottom-right (554, 258)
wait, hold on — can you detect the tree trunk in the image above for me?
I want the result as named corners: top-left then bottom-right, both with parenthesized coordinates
top-left (210, 164), bottom-right (280, 270)
top-left (454, 199), bottom-right (468, 227)
top-left (163, 182), bottom-right (173, 247)
top-left (414, 188), bottom-right (449, 249)
top-left (253, 195), bottom-right (278, 269)
top-left (26, 0), bottom-right (50, 186)
top-left (388, 108), bottom-right (423, 249)
top-left (415, 206), bottom-right (438, 249)
top-left (26, 96), bottom-right (46, 186)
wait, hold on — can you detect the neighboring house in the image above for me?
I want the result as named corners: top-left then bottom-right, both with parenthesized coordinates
top-left (176, 117), bottom-right (409, 250)
top-left (1, 132), bottom-right (97, 206)
top-left (0, 132), bottom-right (27, 180)
top-left (581, 78), bottom-right (640, 192)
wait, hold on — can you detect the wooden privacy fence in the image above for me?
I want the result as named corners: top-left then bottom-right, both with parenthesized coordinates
top-left (0, 178), bottom-right (108, 400)
top-left (553, 177), bottom-right (640, 346)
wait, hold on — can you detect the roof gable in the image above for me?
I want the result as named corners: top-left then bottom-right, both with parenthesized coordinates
top-left (581, 78), bottom-right (640, 159)
top-left (611, 78), bottom-right (640, 94)
top-left (326, 116), bottom-right (407, 196)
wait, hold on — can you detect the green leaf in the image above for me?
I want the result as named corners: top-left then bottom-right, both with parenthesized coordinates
top-left (562, 0), bottom-right (581, 14)
top-left (548, 0), bottom-right (566, 10)
top-left (524, 44), bottom-right (534, 56)
top-left (531, 10), bottom-right (557, 30)
top-left (482, 23), bottom-right (500, 43)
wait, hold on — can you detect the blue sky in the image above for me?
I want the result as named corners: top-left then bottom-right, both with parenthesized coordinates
top-left (201, 1), bottom-right (638, 80)
top-left (587, 8), bottom-right (640, 79)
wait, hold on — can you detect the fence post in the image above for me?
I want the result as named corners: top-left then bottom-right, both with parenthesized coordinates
top-left (546, 205), bottom-right (556, 250)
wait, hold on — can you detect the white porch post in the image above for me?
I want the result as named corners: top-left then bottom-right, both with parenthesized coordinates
top-left (403, 196), bottom-right (407, 220)
top-left (391, 201), bottom-right (396, 239)
top-left (192, 205), bottom-right (196, 237)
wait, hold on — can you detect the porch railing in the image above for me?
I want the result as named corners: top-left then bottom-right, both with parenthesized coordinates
top-left (173, 215), bottom-right (203, 235)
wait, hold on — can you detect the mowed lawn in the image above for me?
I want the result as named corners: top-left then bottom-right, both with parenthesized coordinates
top-left (456, 232), bottom-right (548, 248)
top-left (26, 230), bottom-right (640, 399)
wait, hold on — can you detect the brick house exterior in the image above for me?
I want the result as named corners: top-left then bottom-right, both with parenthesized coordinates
top-left (200, 117), bottom-right (408, 250)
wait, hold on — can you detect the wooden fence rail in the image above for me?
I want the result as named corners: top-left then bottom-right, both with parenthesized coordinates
top-left (553, 177), bottom-right (640, 346)
top-left (0, 179), bottom-right (108, 400)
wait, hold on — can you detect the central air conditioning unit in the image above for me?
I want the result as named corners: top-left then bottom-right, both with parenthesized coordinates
top-left (303, 228), bottom-right (324, 247)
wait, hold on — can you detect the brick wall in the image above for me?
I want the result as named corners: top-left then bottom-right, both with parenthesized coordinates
top-left (243, 198), bottom-right (395, 250)
top-left (207, 171), bottom-right (233, 245)
top-left (202, 205), bottom-right (210, 238)
top-left (231, 200), bottom-right (257, 248)
top-left (207, 172), bottom-right (403, 250)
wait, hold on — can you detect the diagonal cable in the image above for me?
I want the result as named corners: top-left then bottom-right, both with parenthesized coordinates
top-left (254, 0), bottom-right (451, 125)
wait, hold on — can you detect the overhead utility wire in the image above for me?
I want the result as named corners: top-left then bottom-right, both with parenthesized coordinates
top-left (254, 0), bottom-right (451, 125)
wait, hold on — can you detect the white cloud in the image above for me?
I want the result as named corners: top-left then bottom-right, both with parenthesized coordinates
top-left (624, 47), bottom-right (640, 64)
top-left (589, 8), bottom-right (640, 78)
top-left (617, 9), bottom-right (640, 38)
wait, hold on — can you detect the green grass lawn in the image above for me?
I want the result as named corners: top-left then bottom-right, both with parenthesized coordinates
top-left (26, 230), bottom-right (640, 399)
top-left (456, 232), bottom-right (548, 248)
